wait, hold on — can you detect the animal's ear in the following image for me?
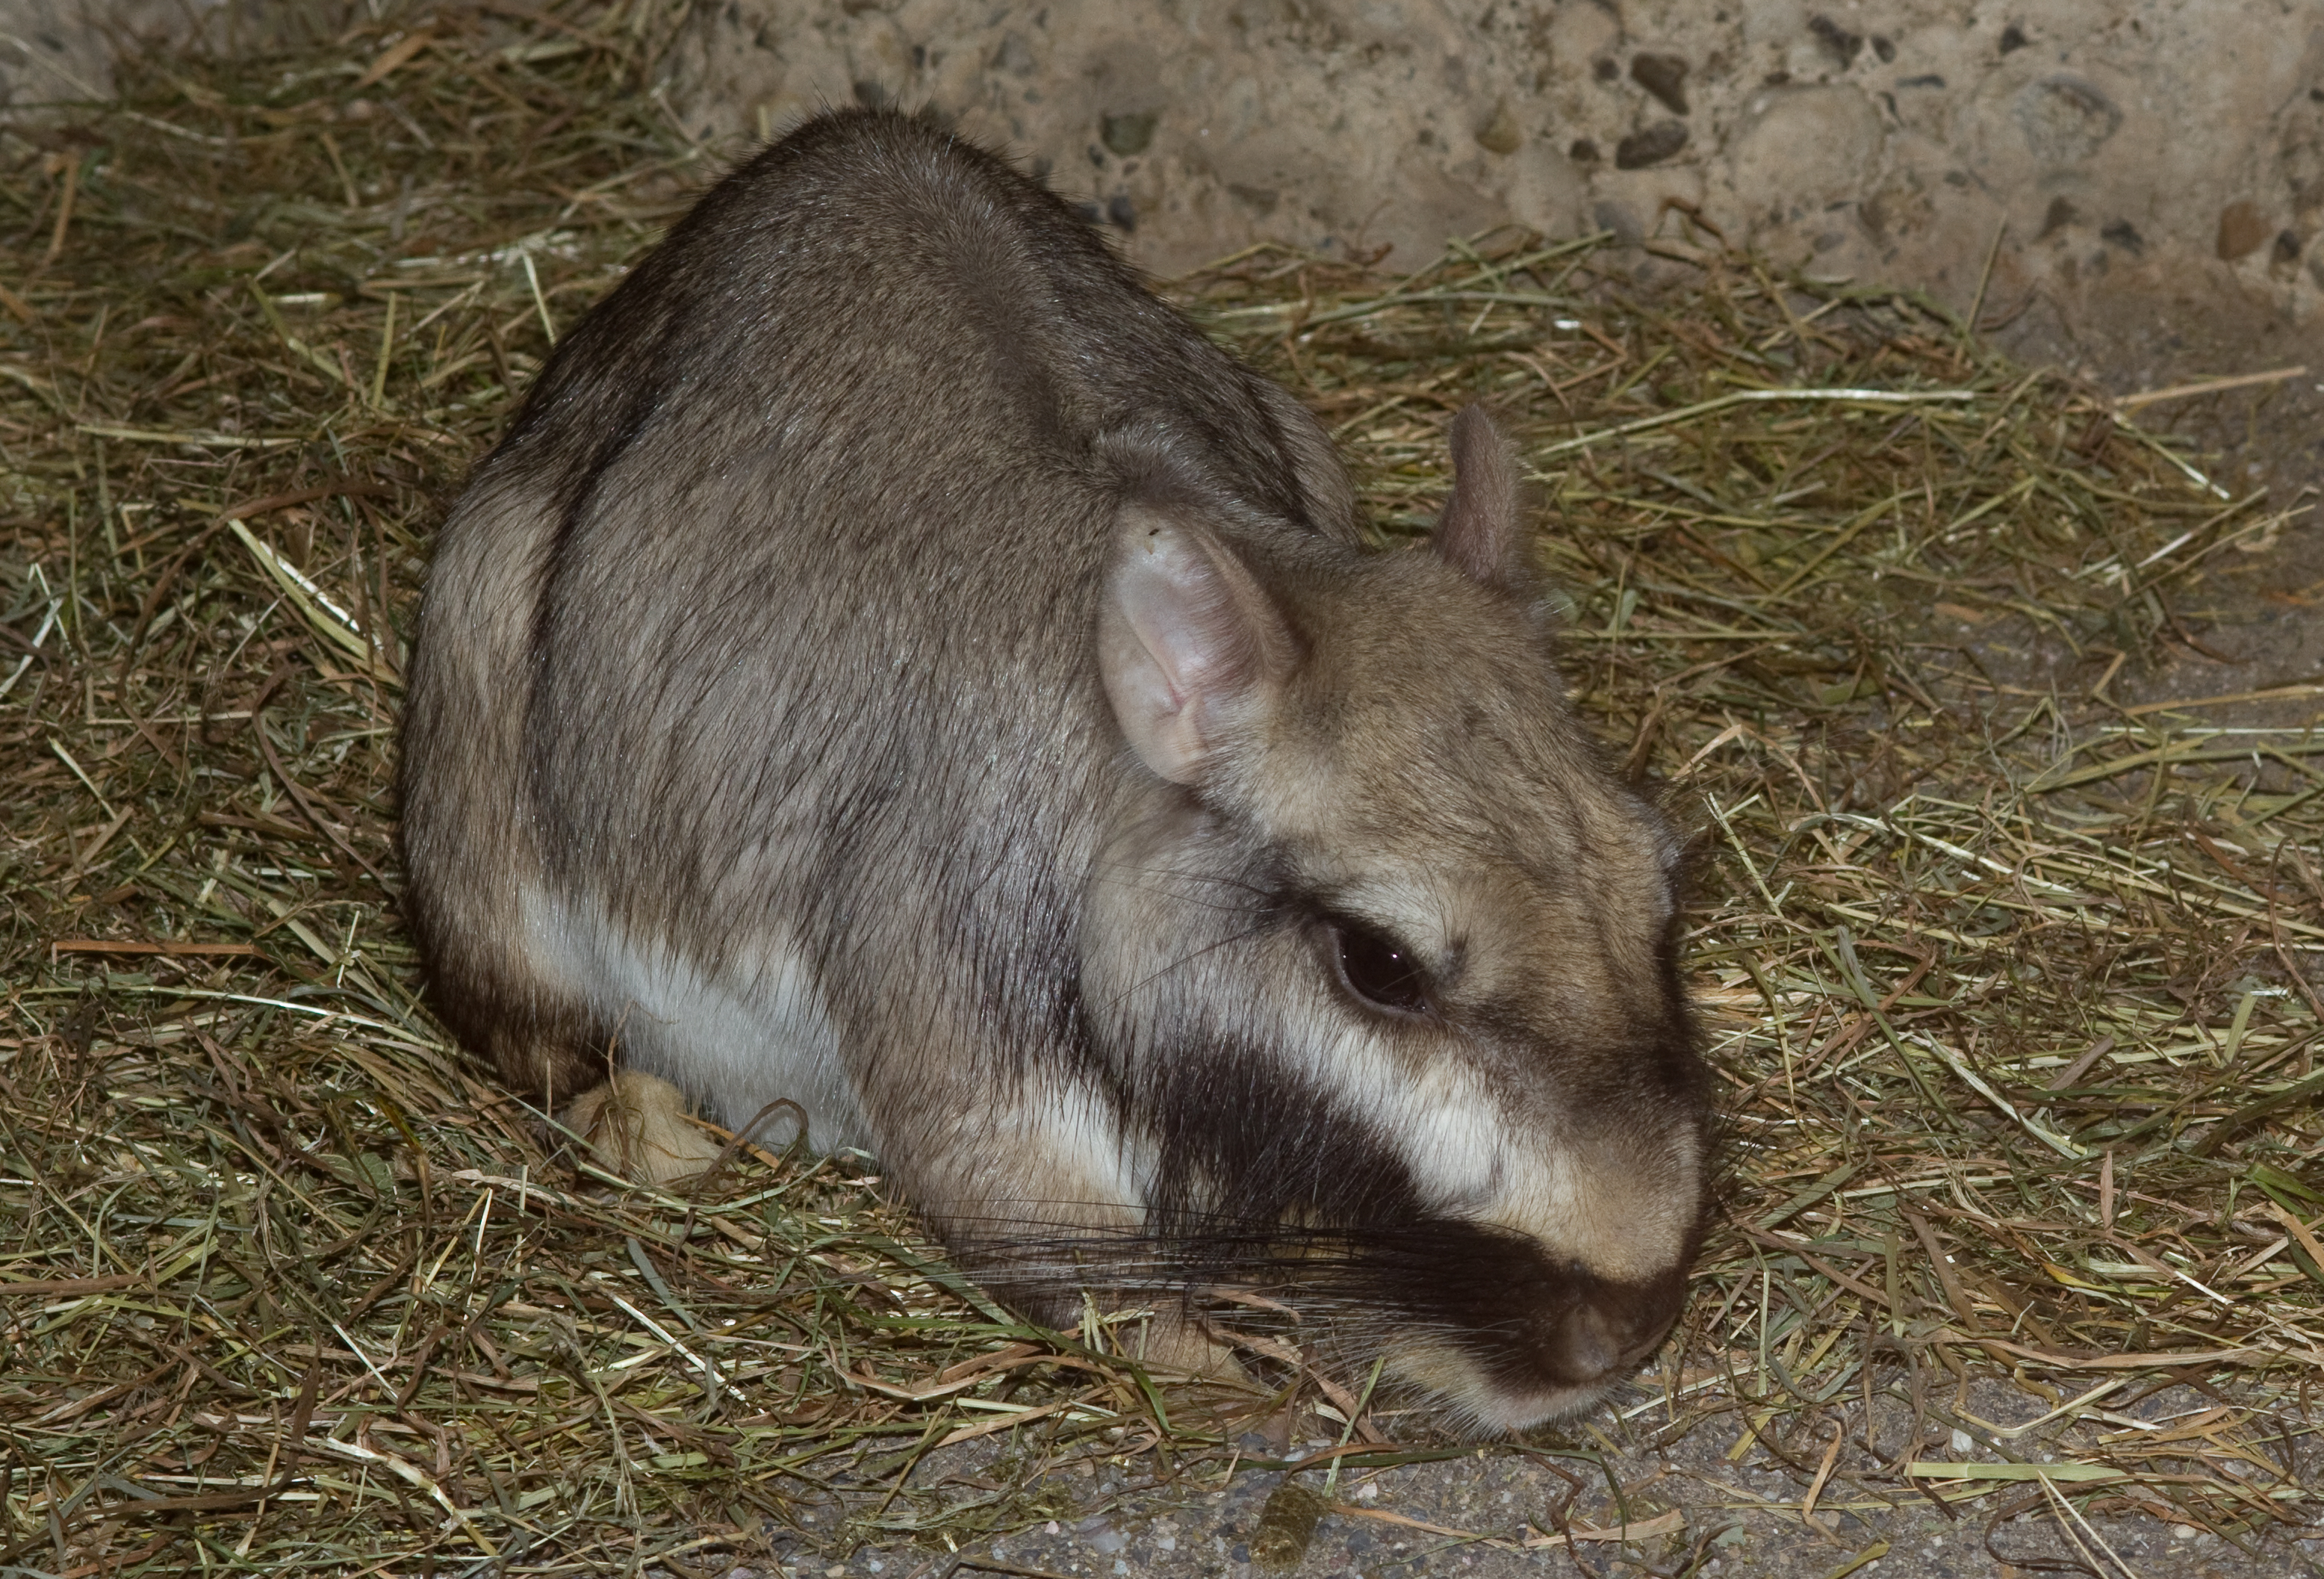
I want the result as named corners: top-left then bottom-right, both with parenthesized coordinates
top-left (1432, 405), bottom-right (1533, 592)
top-left (1099, 506), bottom-right (1296, 785)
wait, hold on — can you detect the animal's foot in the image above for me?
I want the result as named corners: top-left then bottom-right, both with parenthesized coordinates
top-left (563, 1070), bottom-right (727, 1184)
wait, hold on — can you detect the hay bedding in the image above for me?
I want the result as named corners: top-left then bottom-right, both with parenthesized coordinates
top-left (0, 4), bottom-right (2319, 1573)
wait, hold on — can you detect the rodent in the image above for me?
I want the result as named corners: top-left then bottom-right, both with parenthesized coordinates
top-left (398, 108), bottom-right (1710, 1430)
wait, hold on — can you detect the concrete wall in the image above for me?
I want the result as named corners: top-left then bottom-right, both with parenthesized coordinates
top-left (666, 0), bottom-right (2324, 340)
top-left (8, 1), bottom-right (2320, 354)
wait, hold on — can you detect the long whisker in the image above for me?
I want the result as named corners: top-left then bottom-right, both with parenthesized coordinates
top-left (1102, 918), bottom-right (1284, 1013)
top-left (1087, 858), bottom-right (1283, 903)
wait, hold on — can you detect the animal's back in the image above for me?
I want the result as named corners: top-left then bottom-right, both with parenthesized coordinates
top-left (400, 109), bottom-right (1352, 1157)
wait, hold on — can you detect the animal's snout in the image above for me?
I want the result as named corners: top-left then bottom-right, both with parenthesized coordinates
top-left (1394, 1238), bottom-right (1695, 1428)
top-left (1541, 1265), bottom-right (1687, 1389)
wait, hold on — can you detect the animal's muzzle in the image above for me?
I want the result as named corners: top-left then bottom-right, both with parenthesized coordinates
top-left (1537, 1265), bottom-right (1688, 1387)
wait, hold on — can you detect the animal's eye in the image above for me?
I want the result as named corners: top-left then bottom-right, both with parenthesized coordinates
top-left (1328, 919), bottom-right (1432, 1017)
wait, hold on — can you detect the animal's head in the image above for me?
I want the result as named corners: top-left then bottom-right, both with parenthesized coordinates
top-left (1083, 406), bottom-right (1709, 1429)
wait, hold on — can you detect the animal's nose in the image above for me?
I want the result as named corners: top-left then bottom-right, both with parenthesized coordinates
top-left (1547, 1271), bottom-right (1684, 1386)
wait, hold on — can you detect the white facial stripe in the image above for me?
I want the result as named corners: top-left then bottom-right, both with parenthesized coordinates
top-left (1273, 1009), bottom-right (1503, 1212)
top-left (1293, 880), bottom-right (1573, 1230)
top-left (972, 1070), bottom-right (1151, 1224)
top-left (1300, 866), bottom-right (1700, 1282)
top-left (1477, 1129), bottom-right (1702, 1282)
top-left (1282, 976), bottom-right (1697, 1282)
top-left (519, 885), bottom-right (872, 1154)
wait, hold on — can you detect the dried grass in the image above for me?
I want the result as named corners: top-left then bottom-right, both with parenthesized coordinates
top-left (2, 4), bottom-right (2319, 1574)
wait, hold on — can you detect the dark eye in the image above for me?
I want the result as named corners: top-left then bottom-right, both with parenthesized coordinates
top-left (1328, 919), bottom-right (1432, 1017)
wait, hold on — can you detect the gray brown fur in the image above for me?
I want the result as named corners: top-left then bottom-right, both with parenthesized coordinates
top-left (399, 108), bottom-right (1709, 1430)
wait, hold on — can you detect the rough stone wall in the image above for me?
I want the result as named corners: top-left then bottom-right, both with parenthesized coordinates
top-left (668, 0), bottom-right (2324, 335)
top-left (8, 0), bottom-right (2322, 344)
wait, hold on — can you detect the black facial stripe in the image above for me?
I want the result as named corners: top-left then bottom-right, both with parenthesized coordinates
top-left (1144, 1032), bottom-right (1424, 1251)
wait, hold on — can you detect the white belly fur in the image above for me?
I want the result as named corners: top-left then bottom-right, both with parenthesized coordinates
top-left (520, 885), bottom-right (872, 1153)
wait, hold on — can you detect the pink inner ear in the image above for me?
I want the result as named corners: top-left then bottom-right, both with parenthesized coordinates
top-left (1433, 404), bottom-right (1523, 588)
top-left (1097, 505), bottom-right (1293, 786)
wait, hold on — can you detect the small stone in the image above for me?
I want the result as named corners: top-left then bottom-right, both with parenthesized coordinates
top-left (1593, 198), bottom-right (1644, 245)
top-left (2038, 196), bottom-right (2078, 238)
top-left (2014, 75), bottom-right (2122, 164)
top-left (1630, 53), bottom-right (1689, 115)
top-left (1809, 16), bottom-right (1863, 68)
top-left (2000, 22), bottom-right (2030, 53)
top-left (992, 33), bottom-right (1035, 76)
top-left (1615, 120), bottom-right (1688, 170)
top-left (2101, 218), bottom-right (2144, 255)
top-left (1474, 97), bottom-right (1523, 155)
top-left (1099, 111), bottom-right (1156, 156)
top-left (2216, 200), bottom-right (2269, 261)
top-left (851, 79), bottom-right (887, 109)
top-left (1593, 56), bottom-right (1619, 83)
top-left (1872, 35), bottom-right (1895, 62)
top-left (1568, 137), bottom-right (1600, 163)
top-left (1105, 193), bottom-right (1137, 232)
